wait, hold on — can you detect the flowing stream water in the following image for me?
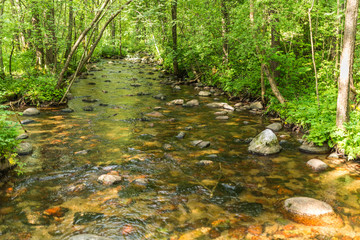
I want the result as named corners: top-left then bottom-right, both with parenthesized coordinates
top-left (1, 59), bottom-right (360, 239)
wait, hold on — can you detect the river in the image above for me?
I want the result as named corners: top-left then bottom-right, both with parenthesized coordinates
top-left (0, 59), bottom-right (359, 239)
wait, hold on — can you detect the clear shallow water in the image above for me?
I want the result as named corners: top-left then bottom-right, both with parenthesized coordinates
top-left (1, 60), bottom-right (360, 239)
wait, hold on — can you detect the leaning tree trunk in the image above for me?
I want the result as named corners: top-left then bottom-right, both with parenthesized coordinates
top-left (336, 0), bottom-right (359, 129)
top-left (56, 0), bottom-right (112, 89)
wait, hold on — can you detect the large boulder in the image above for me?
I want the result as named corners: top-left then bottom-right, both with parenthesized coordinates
top-left (23, 108), bottom-right (40, 116)
top-left (248, 129), bottom-right (281, 155)
top-left (299, 142), bottom-right (330, 154)
top-left (280, 197), bottom-right (343, 226)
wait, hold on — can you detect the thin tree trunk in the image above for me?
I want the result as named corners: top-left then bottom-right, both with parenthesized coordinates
top-left (334, 0), bottom-right (341, 81)
top-left (308, 0), bottom-right (320, 106)
top-left (119, 11), bottom-right (122, 56)
top-left (263, 65), bottom-right (286, 104)
top-left (0, 0), bottom-right (5, 79)
top-left (220, 0), bottom-right (229, 64)
top-left (44, 1), bottom-right (57, 71)
top-left (56, 0), bottom-right (112, 88)
top-left (336, 0), bottom-right (359, 129)
top-left (171, 0), bottom-right (179, 76)
top-left (64, 0), bottom-right (74, 59)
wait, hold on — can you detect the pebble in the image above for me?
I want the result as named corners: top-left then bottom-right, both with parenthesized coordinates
top-left (176, 132), bottom-right (186, 139)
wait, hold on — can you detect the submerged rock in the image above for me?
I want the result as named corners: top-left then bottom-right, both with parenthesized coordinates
top-left (23, 108), bottom-right (40, 116)
top-left (215, 116), bottom-right (229, 120)
top-left (17, 142), bottom-right (33, 156)
top-left (299, 142), bottom-right (330, 154)
top-left (191, 140), bottom-right (211, 148)
top-left (153, 94), bottom-right (166, 100)
top-left (145, 111), bottom-right (164, 118)
top-left (16, 133), bottom-right (29, 140)
top-left (176, 131), bottom-right (186, 139)
top-left (21, 119), bottom-right (35, 125)
top-left (280, 197), bottom-right (343, 226)
top-left (83, 106), bottom-right (94, 111)
top-left (61, 108), bottom-right (74, 113)
top-left (248, 129), bottom-right (281, 155)
top-left (266, 122), bottom-right (282, 132)
top-left (306, 159), bottom-right (328, 172)
top-left (167, 99), bottom-right (184, 106)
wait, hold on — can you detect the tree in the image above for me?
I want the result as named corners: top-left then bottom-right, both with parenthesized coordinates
top-left (171, 0), bottom-right (178, 76)
top-left (336, 0), bottom-right (358, 129)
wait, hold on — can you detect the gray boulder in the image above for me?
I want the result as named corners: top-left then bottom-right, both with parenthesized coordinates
top-left (299, 142), bottom-right (330, 154)
top-left (23, 108), bottom-right (40, 116)
top-left (248, 129), bottom-right (281, 155)
top-left (17, 142), bottom-right (34, 156)
top-left (306, 159), bottom-right (328, 172)
top-left (69, 234), bottom-right (112, 240)
top-left (266, 123), bottom-right (282, 132)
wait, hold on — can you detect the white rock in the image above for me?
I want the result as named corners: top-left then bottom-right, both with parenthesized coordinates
top-left (284, 197), bottom-right (333, 216)
top-left (23, 108), bottom-right (40, 116)
top-left (97, 174), bottom-right (122, 185)
top-left (198, 91), bottom-right (211, 97)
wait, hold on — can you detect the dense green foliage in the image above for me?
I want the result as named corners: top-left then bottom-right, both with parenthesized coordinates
top-left (0, 106), bottom-right (19, 160)
top-left (0, 0), bottom-right (359, 159)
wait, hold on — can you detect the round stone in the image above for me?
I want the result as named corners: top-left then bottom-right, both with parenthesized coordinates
top-left (23, 108), bottom-right (40, 116)
top-left (306, 159), bottom-right (328, 172)
top-left (280, 197), bottom-right (343, 226)
top-left (17, 142), bottom-right (34, 156)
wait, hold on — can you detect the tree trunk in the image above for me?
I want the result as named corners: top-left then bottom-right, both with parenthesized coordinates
top-left (336, 0), bottom-right (359, 129)
top-left (119, 11), bottom-right (122, 56)
top-left (263, 65), bottom-right (286, 104)
top-left (44, 1), bottom-right (57, 71)
top-left (0, 0), bottom-right (5, 79)
top-left (64, 0), bottom-right (74, 59)
top-left (171, 0), bottom-right (179, 76)
top-left (308, 0), bottom-right (320, 106)
top-left (220, 0), bottom-right (229, 64)
top-left (56, 0), bottom-right (112, 88)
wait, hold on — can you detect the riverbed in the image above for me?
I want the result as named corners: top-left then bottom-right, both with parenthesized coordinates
top-left (1, 59), bottom-right (360, 239)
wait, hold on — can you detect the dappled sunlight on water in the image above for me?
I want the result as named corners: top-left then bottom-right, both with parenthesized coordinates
top-left (0, 60), bottom-right (360, 239)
